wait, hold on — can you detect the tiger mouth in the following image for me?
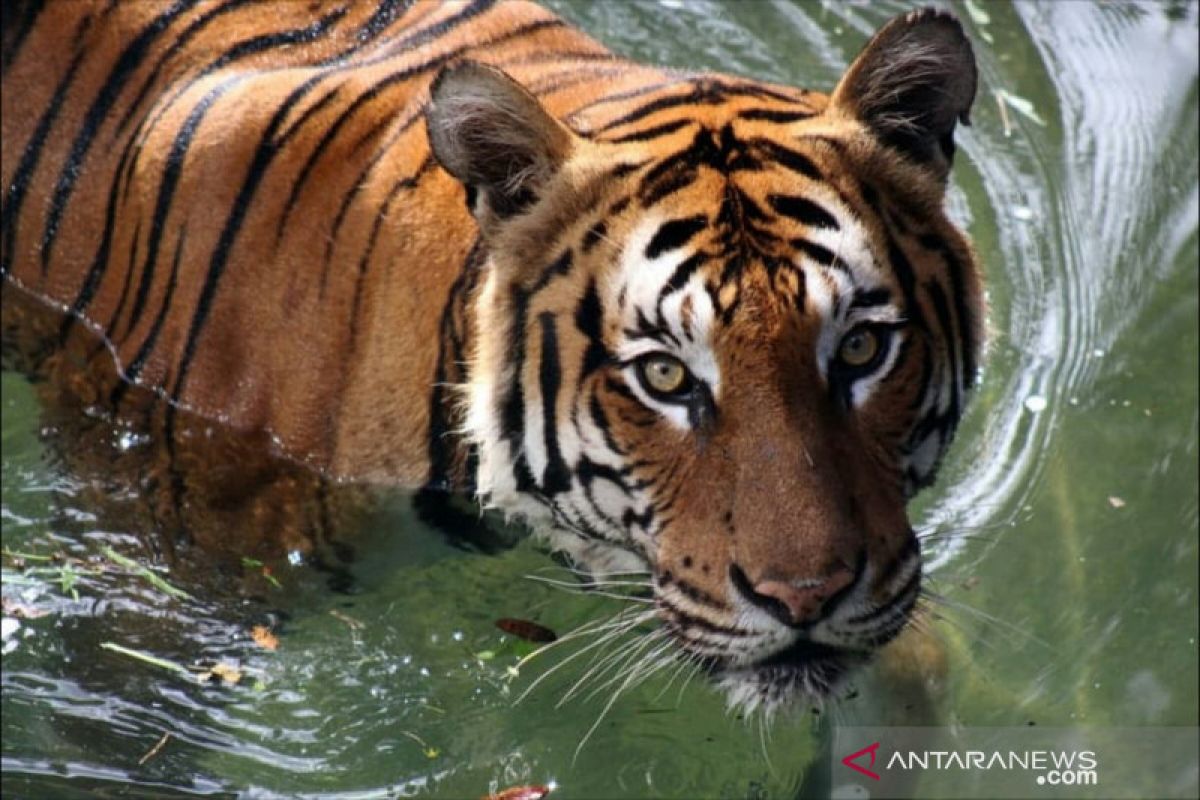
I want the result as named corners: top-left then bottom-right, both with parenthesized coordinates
top-left (711, 640), bottom-right (867, 711)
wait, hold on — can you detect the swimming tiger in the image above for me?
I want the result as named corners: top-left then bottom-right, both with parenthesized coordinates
top-left (1, 0), bottom-right (982, 712)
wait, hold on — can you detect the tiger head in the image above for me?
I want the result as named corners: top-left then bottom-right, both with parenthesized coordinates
top-left (428, 10), bottom-right (982, 712)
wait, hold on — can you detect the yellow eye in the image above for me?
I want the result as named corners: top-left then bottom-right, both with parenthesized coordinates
top-left (638, 354), bottom-right (690, 396)
top-left (838, 328), bottom-right (881, 368)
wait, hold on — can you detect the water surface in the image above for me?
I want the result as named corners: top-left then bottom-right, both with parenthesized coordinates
top-left (2, 1), bottom-right (1197, 797)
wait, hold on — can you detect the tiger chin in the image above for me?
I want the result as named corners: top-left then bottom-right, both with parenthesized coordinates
top-left (431, 13), bottom-right (982, 713)
top-left (2, 1), bottom-right (983, 717)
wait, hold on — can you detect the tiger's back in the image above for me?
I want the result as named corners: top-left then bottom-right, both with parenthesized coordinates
top-left (2, 0), bottom-right (693, 483)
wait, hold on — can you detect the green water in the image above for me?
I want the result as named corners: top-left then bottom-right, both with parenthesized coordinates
top-left (2, 1), bottom-right (1197, 798)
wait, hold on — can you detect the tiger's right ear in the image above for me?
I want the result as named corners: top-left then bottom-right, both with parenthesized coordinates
top-left (830, 8), bottom-right (977, 179)
top-left (427, 61), bottom-right (574, 220)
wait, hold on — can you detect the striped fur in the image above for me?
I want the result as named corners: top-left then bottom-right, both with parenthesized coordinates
top-left (1, 1), bottom-right (984, 711)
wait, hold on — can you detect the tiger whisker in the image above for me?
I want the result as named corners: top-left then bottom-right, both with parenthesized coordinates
top-left (920, 588), bottom-right (1052, 650)
top-left (676, 654), bottom-right (708, 705)
top-left (513, 606), bottom-right (651, 675)
top-left (524, 574), bottom-right (654, 591)
top-left (578, 633), bottom-right (674, 705)
top-left (652, 650), bottom-right (698, 703)
top-left (561, 628), bottom-right (669, 707)
top-left (515, 608), bottom-right (655, 704)
top-left (572, 638), bottom-right (671, 764)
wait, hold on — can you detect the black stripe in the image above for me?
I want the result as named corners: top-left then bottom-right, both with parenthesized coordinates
top-left (588, 392), bottom-right (626, 457)
top-left (645, 215), bottom-right (707, 260)
top-left (885, 235), bottom-right (924, 329)
top-left (582, 220), bottom-right (607, 253)
top-left (39, 0), bottom-right (199, 273)
top-left (919, 232), bottom-right (977, 386)
top-left (605, 118), bottom-right (692, 144)
top-left (100, 215), bottom-right (142, 341)
top-left (850, 288), bottom-right (891, 309)
top-left (575, 279), bottom-right (609, 378)
top-left (924, 278), bottom-right (961, 420)
top-left (273, 82), bottom-right (348, 241)
top-left (168, 73), bottom-right (328, 404)
top-left (596, 82), bottom-right (725, 133)
top-left (769, 194), bottom-right (839, 230)
top-left (791, 237), bottom-right (849, 272)
top-left (749, 138), bottom-right (823, 181)
top-left (111, 0), bottom-right (256, 142)
top-left (737, 107), bottom-right (814, 123)
top-left (114, 226), bottom-right (188, 404)
top-left (657, 252), bottom-right (707, 302)
top-left (57, 109), bottom-right (152, 345)
top-left (424, 236), bottom-right (485, 493)
top-left (566, 79), bottom-right (688, 123)
top-left (346, 158), bottom-right (436, 348)
top-left (501, 285), bottom-right (531, 445)
top-left (0, 47), bottom-right (86, 278)
top-left (277, 81), bottom-right (345, 147)
top-left (537, 313), bottom-right (571, 495)
top-left (1, 0), bottom-right (45, 71)
top-left (350, 0), bottom-right (413, 49)
top-left (124, 77), bottom-right (245, 339)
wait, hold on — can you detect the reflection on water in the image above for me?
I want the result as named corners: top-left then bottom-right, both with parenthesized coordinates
top-left (2, 1), bottom-right (1197, 797)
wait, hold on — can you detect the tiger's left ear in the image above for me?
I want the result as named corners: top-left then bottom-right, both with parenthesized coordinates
top-left (428, 61), bottom-right (575, 220)
top-left (830, 8), bottom-right (977, 179)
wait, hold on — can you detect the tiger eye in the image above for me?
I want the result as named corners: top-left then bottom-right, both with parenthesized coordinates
top-left (639, 354), bottom-right (689, 395)
top-left (838, 328), bottom-right (880, 368)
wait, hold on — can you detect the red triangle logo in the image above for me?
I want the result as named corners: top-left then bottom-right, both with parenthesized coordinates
top-left (841, 741), bottom-right (882, 780)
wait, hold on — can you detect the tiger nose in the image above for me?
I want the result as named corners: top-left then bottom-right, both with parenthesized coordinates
top-left (730, 564), bottom-right (857, 627)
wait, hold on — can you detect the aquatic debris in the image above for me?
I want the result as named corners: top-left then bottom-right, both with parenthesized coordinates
top-left (484, 784), bottom-right (554, 800)
top-left (197, 662), bottom-right (243, 685)
top-left (102, 547), bottom-right (193, 601)
top-left (1023, 395), bottom-right (1047, 413)
top-left (398, 730), bottom-right (440, 759)
top-left (1107, 496), bottom-right (1126, 509)
top-left (241, 557), bottom-right (283, 590)
top-left (2, 549), bottom-right (101, 601)
top-left (995, 89), bottom-right (1048, 127)
top-left (250, 625), bottom-right (279, 651)
top-left (1, 597), bottom-right (49, 619)
top-left (137, 732), bottom-right (172, 766)
top-left (962, 0), bottom-right (994, 44)
top-left (100, 642), bottom-right (193, 677)
top-left (495, 618), bottom-right (557, 643)
top-left (329, 609), bottom-right (364, 630)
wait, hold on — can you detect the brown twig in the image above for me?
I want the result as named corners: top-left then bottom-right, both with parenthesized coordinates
top-left (138, 732), bottom-right (171, 766)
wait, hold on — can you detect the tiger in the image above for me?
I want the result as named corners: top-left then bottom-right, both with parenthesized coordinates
top-left (1, 0), bottom-right (983, 713)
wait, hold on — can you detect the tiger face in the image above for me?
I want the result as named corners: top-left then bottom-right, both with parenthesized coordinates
top-left (429, 9), bottom-right (982, 712)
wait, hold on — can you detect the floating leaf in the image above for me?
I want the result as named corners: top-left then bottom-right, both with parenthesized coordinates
top-left (495, 618), bottom-right (557, 643)
top-left (102, 547), bottom-right (193, 601)
top-left (200, 662), bottom-right (244, 685)
top-left (963, 0), bottom-right (991, 26)
top-left (329, 609), bottom-right (364, 630)
top-left (485, 785), bottom-right (554, 800)
top-left (250, 625), bottom-right (279, 651)
top-left (137, 732), bottom-right (172, 766)
top-left (100, 642), bottom-right (192, 677)
top-left (398, 730), bottom-right (440, 759)
top-left (1, 598), bottom-right (49, 619)
top-left (996, 89), bottom-right (1048, 126)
